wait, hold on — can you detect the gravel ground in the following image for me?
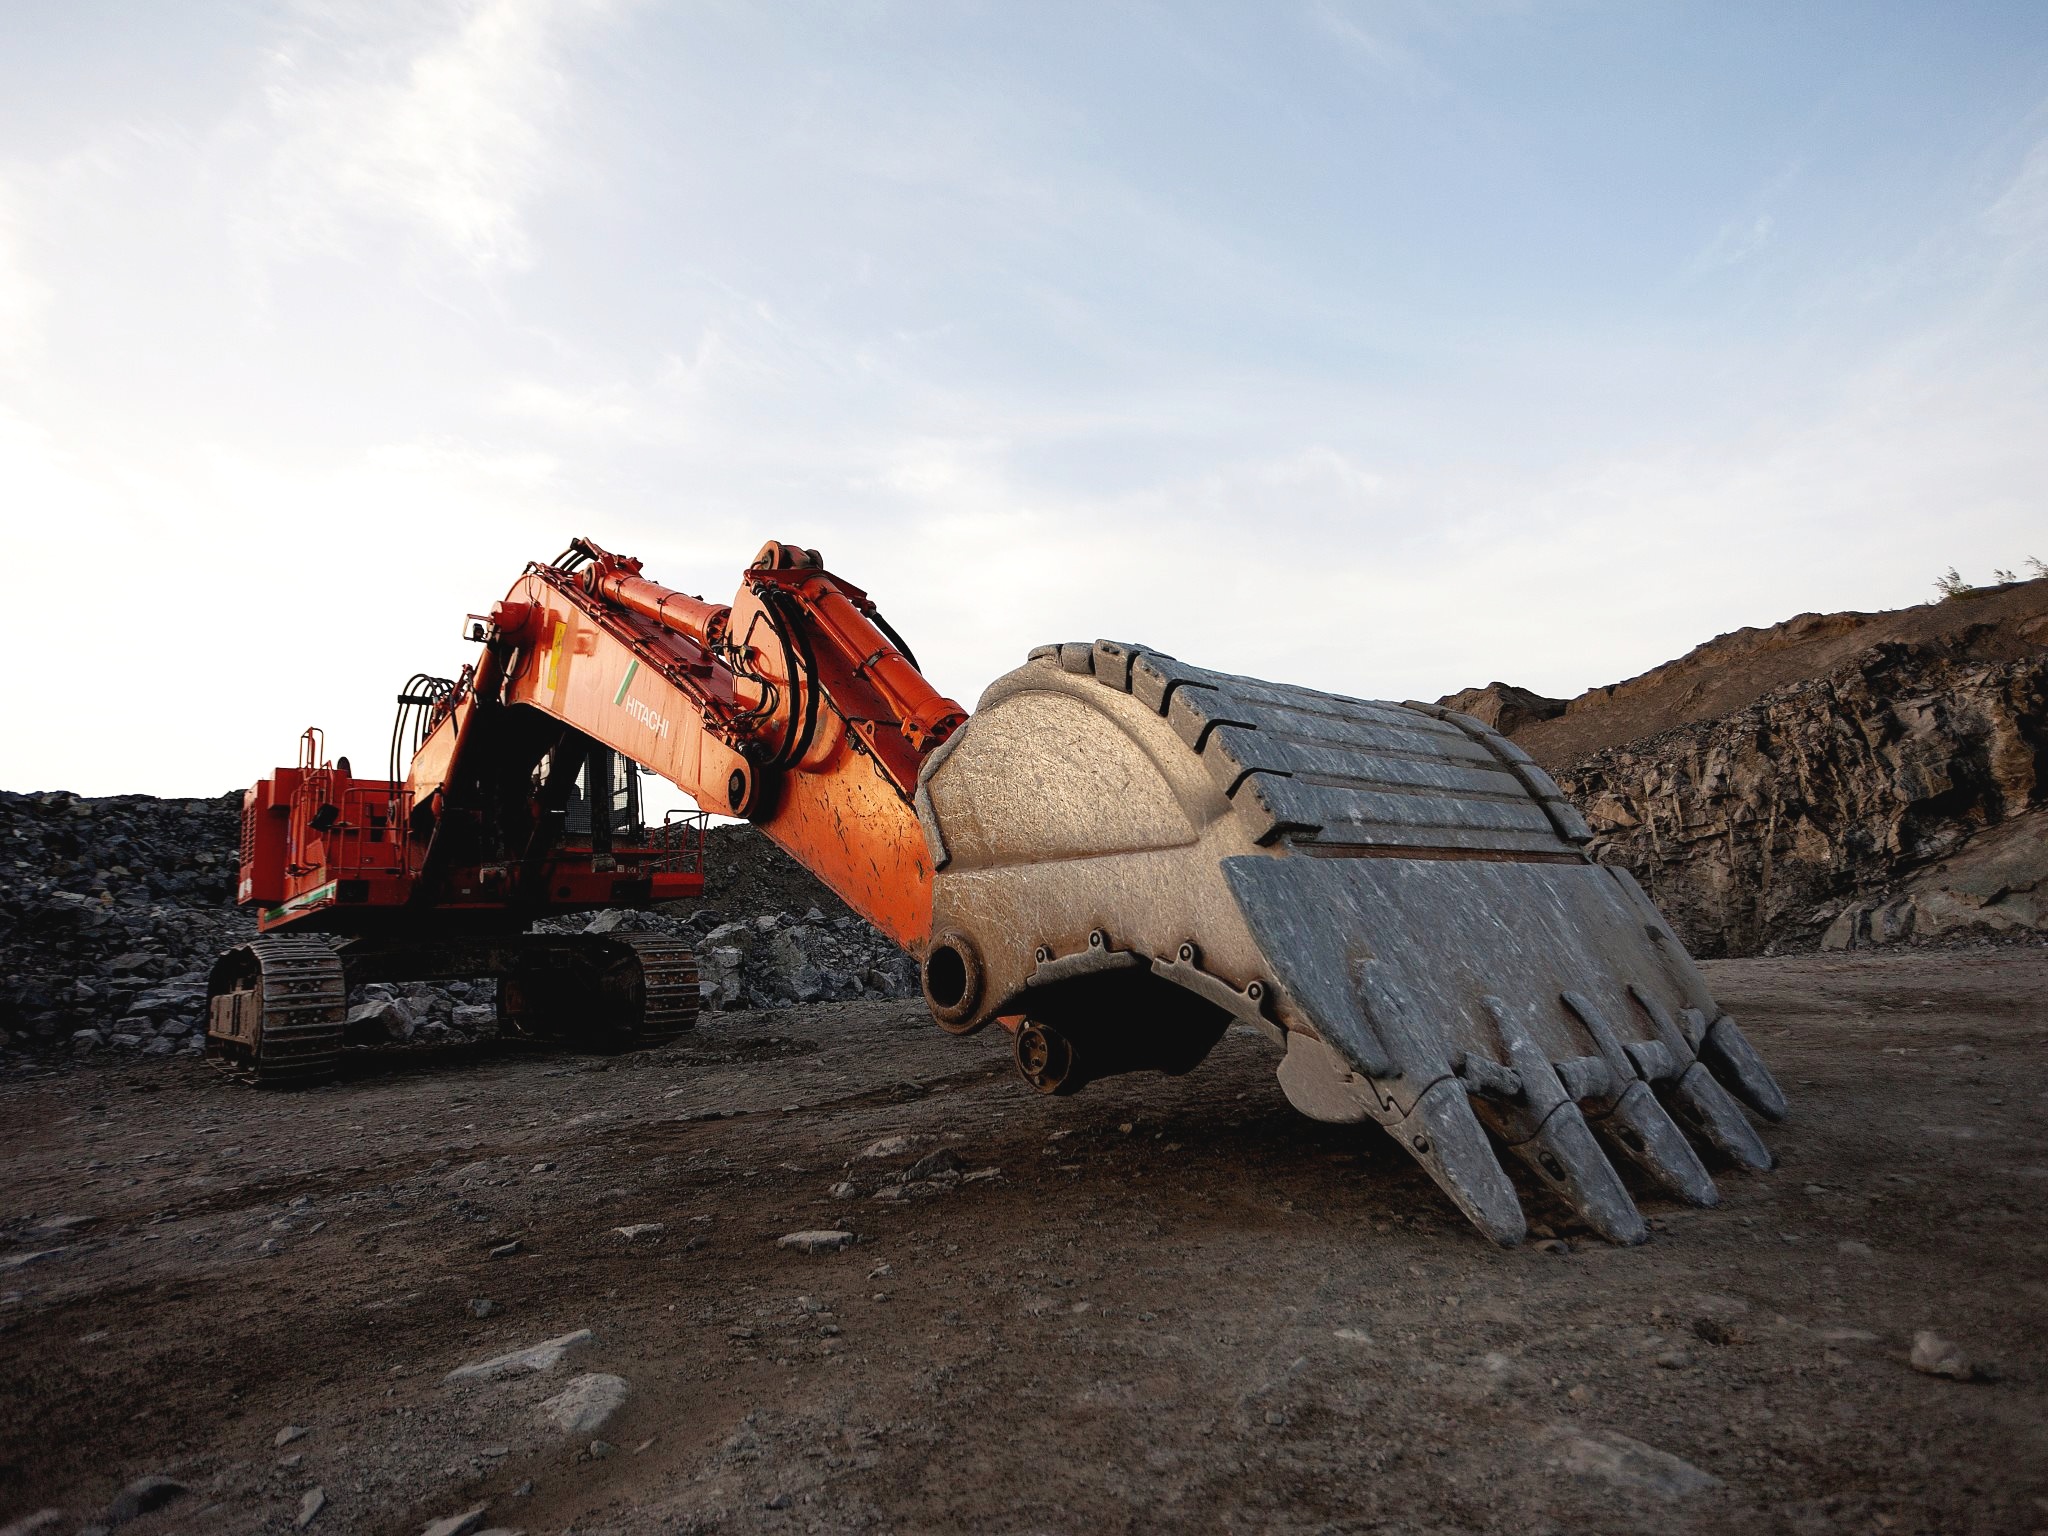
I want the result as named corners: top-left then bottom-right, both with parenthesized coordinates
top-left (1, 949), bottom-right (2043, 1536)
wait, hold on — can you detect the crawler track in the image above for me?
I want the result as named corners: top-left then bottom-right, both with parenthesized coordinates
top-left (614, 933), bottom-right (701, 1048)
top-left (205, 936), bottom-right (347, 1086)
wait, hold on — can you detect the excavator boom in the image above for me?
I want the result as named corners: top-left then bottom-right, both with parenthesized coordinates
top-left (209, 538), bottom-right (1786, 1245)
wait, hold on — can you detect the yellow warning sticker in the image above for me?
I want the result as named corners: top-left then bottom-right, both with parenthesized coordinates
top-left (544, 618), bottom-right (567, 693)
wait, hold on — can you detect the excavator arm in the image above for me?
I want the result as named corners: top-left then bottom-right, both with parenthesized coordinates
top-left (454, 536), bottom-right (958, 948)
top-left (210, 537), bottom-right (1787, 1247)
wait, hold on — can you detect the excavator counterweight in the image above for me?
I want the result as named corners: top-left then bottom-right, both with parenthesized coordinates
top-left (211, 539), bottom-right (1785, 1245)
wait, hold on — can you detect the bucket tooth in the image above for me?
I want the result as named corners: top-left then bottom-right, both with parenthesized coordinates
top-left (1561, 988), bottom-right (1721, 1205)
top-left (1699, 1014), bottom-right (1788, 1122)
top-left (1594, 1081), bottom-right (1720, 1207)
top-left (1278, 1036), bottom-right (1524, 1245)
top-left (1475, 995), bottom-right (1645, 1244)
top-left (1507, 1103), bottom-right (1649, 1245)
top-left (1666, 1062), bottom-right (1775, 1171)
top-left (1630, 986), bottom-right (1698, 1062)
top-left (1394, 1077), bottom-right (1527, 1248)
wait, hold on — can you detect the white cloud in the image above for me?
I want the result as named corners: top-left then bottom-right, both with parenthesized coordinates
top-left (1981, 133), bottom-right (2048, 284)
top-left (0, 176), bottom-right (49, 370)
top-left (0, 7), bottom-right (2042, 806)
top-left (260, 0), bottom-right (619, 271)
top-left (1311, 1), bottom-right (1453, 97)
top-left (1690, 212), bottom-right (1775, 274)
top-left (489, 318), bottom-right (814, 446)
top-left (495, 376), bottom-right (651, 437)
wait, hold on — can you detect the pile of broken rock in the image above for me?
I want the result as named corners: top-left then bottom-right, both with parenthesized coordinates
top-left (535, 906), bottom-right (920, 1012)
top-left (673, 908), bottom-right (919, 1011)
top-left (0, 790), bottom-right (250, 1066)
top-left (346, 907), bottom-right (920, 1045)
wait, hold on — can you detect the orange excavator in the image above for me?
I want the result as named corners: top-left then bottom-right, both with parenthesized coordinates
top-left (210, 537), bottom-right (1787, 1245)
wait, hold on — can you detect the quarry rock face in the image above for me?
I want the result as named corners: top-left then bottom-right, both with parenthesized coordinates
top-left (1557, 639), bottom-right (2044, 955)
top-left (1818, 808), bottom-right (2047, 950)
top-left (1458, 582), bottom-right (2048, 958)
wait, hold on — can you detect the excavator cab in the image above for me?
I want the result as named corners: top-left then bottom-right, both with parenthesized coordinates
top-left (560, 747), bottom-right (644, 844)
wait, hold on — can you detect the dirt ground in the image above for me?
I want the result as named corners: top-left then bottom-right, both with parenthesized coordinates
top-left (2, 949), bottom-right (2043, 1536)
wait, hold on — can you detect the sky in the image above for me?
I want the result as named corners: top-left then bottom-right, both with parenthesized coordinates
top-left (2, 0), bottom-right (2045, 805)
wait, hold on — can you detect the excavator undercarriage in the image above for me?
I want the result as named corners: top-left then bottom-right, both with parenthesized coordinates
top-left (212, 537), bottom-right (1784, 1245)
top-left (205, 931), bottom-right (698, 1084)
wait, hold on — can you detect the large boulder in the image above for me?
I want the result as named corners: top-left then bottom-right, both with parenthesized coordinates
top-left (1822, 809), bottom-right (2048, 949)
top-left (345, 996), bottom-right (417, 1043)
top-left (1436, 682), bottom-right (1567, 737)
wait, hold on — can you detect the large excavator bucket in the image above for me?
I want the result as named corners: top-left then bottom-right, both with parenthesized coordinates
top-left (914, 641), bottom-right (1787, 1246)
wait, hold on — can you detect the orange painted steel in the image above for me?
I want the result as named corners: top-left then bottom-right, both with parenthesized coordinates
top-left (591, 564), bottom-right (732, 651)
top-left (745, 542), bottom-right (965, 752)
top-left (484, 539), bottom-right (962, 949)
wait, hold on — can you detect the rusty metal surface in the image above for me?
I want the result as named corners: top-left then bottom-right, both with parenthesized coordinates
top-left (919, 640), bottom-right (1787, 1245)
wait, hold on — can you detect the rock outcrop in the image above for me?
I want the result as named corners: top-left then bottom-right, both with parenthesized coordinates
top-left (1448, 579), bottom-right (2048, 957)
top-left (1513, 578), bottom-right (2048, 769)
top-left (1435, 682), bottom-right (1566, 737)
top-left (1553, 638), bottom-right (2044, 955)
top-left (1817, 808), bottom-right (2047, 951)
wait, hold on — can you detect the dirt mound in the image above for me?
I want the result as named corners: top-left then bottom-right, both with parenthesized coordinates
top-left (1510, 578), bottom-right (2048, 771)
top-left (666, 824), bottom-right (856, 923)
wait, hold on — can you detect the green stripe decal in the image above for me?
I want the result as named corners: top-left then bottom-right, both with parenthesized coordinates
top-left (613, 660), bottom-right (640, 705)
top-left (263, 881), bottom-right (338, 924)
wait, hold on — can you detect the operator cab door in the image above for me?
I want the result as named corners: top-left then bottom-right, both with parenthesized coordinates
top-left (560, 745), bottom-right (644, 844)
